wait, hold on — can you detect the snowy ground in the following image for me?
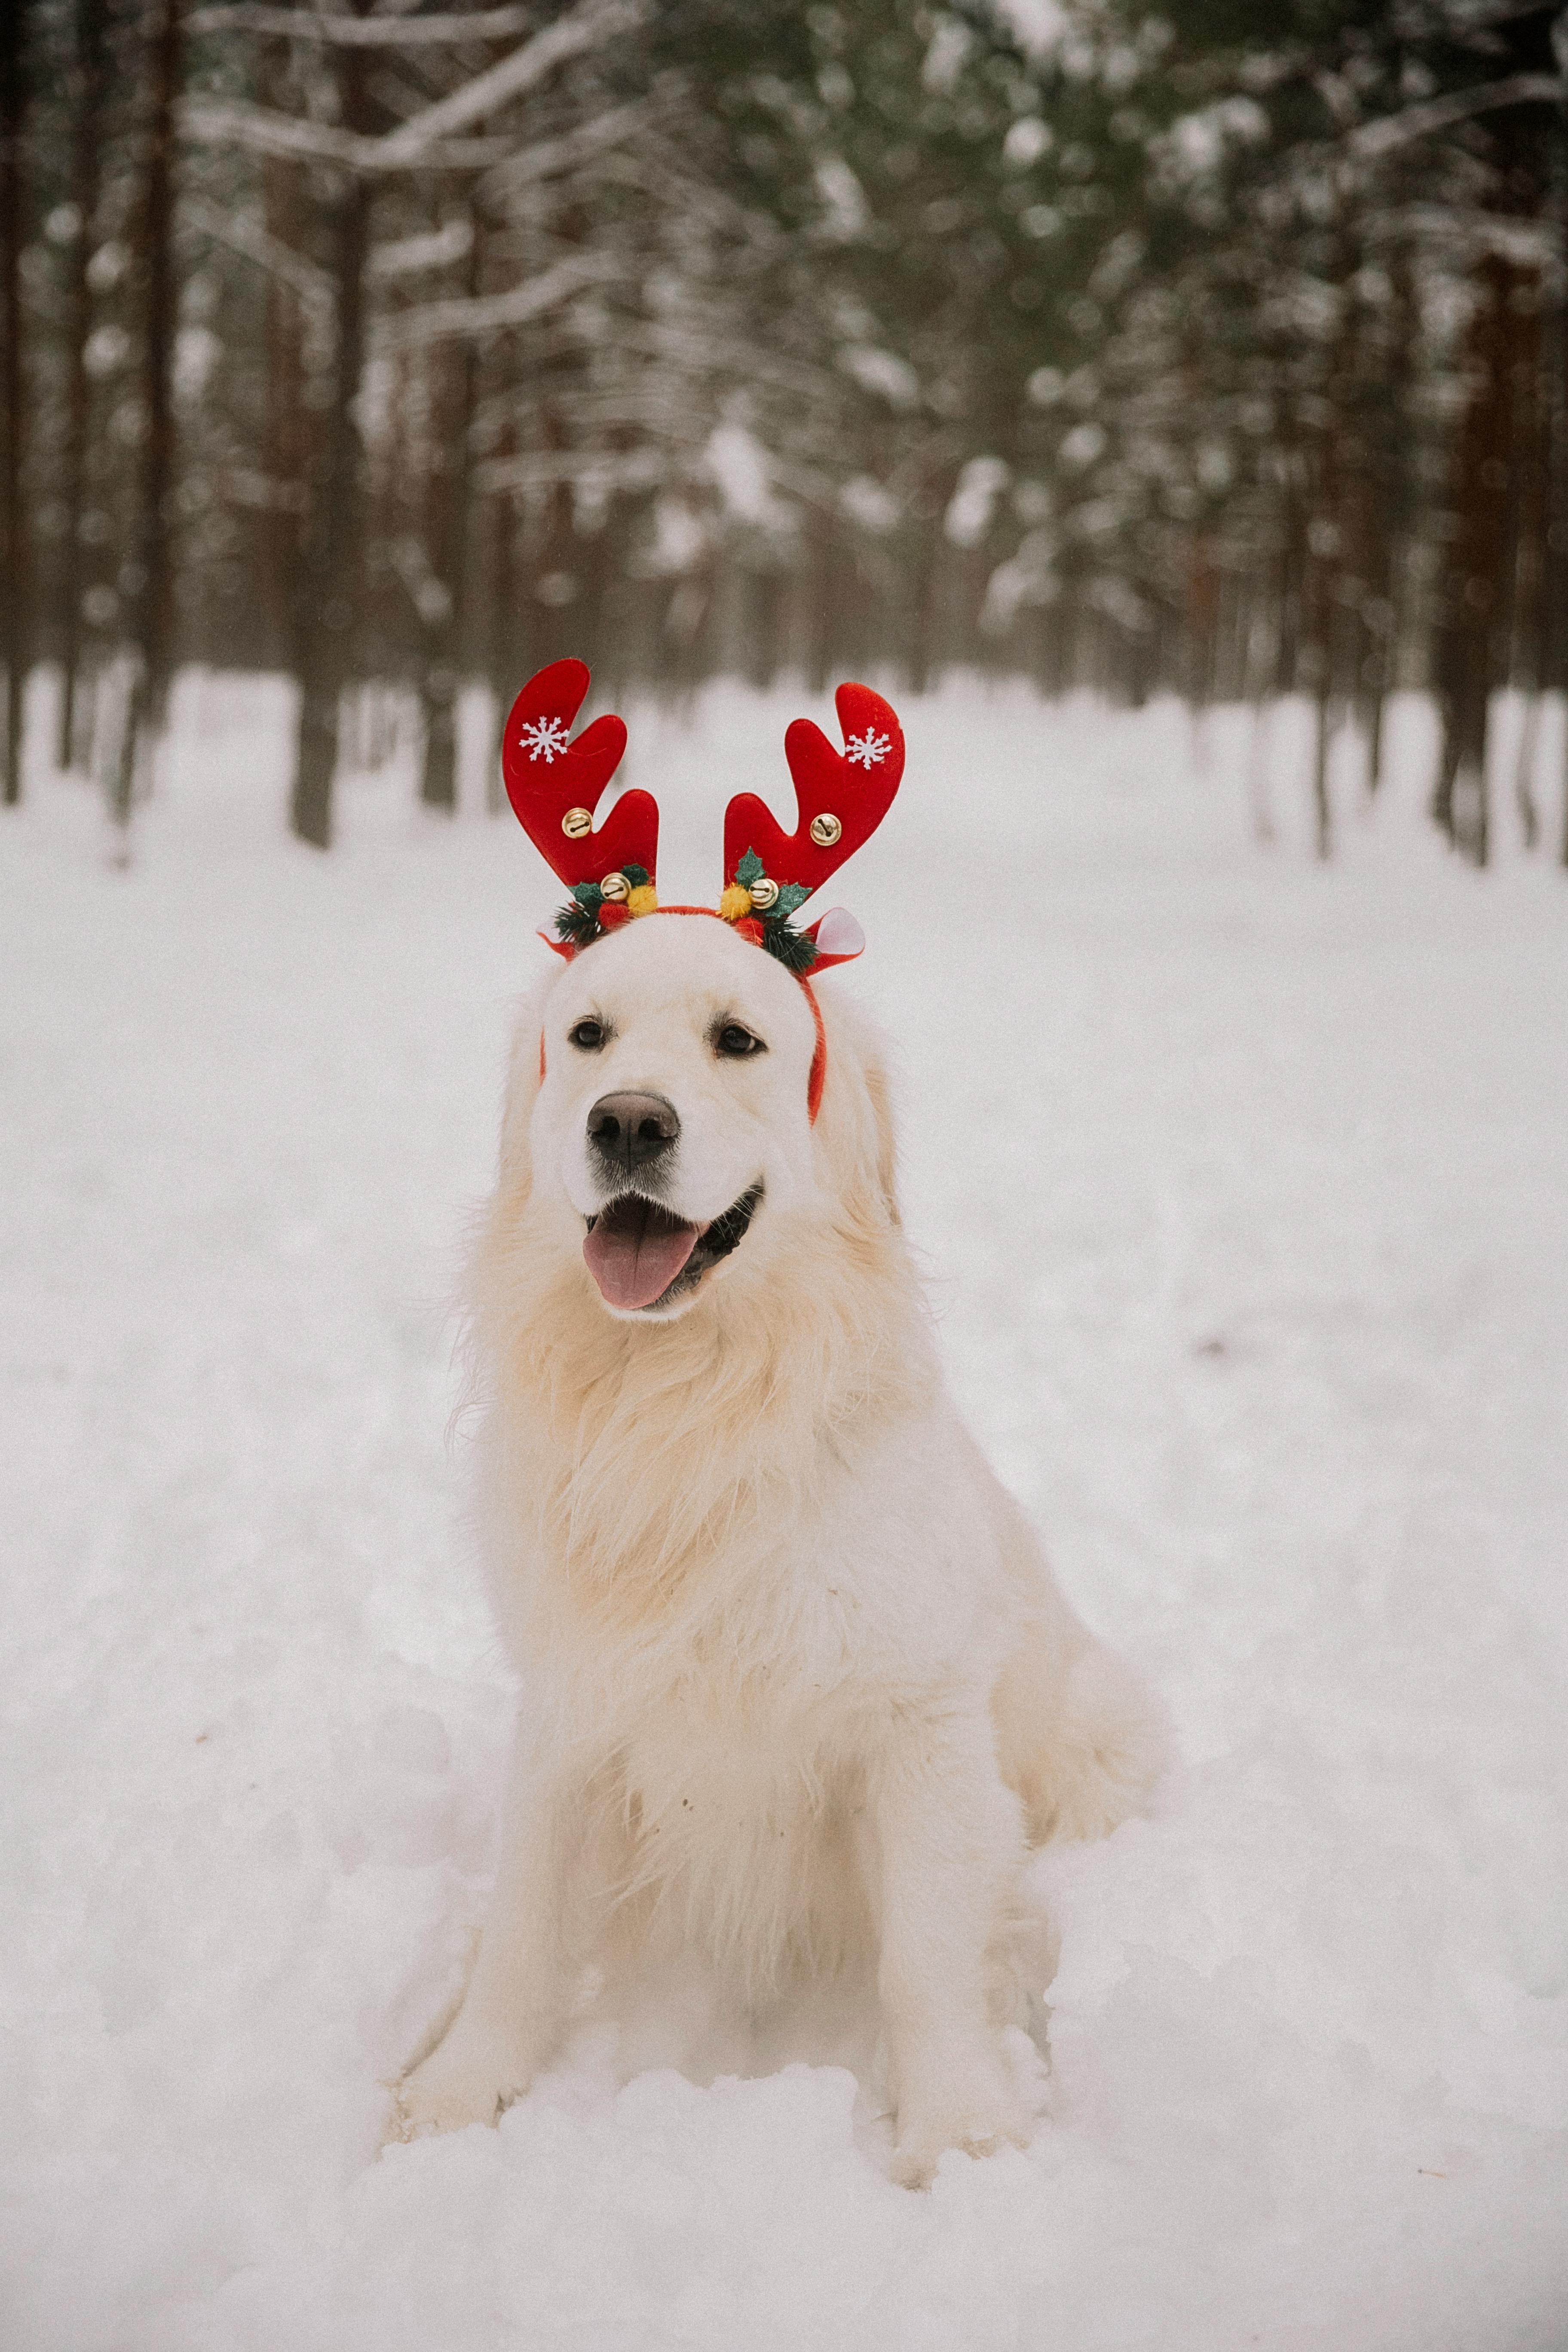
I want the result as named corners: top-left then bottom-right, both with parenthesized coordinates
top-left (3, 675), bottom-right (1566, 2352)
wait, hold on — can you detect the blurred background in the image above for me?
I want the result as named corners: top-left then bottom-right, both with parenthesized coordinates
top-left (0, 0), bottom-right (1565, 858)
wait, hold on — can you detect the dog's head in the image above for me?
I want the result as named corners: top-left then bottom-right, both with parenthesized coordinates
top-left (498, 912), bottom-right (898, 1324)
top-left (486, 662), bottom-right (906, 1332)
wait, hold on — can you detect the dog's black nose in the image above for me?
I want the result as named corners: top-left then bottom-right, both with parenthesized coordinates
top-left (587, 1090), bottom-right (680, 1175)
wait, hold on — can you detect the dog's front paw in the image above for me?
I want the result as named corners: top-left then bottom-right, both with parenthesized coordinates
top-left (890, 2052), bottom-right (1033, 2189)
top-left (392, 2027), bottom-right (535, 2142)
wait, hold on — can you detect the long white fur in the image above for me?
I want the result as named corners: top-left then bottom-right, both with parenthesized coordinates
top-left (397, 913), bottom-right (1167, 2184)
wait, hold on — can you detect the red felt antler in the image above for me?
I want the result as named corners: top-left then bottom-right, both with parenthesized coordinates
top-left (722, 683), bottom-right (904, 903)
top-left (501, 658), bottom-right (656, 889)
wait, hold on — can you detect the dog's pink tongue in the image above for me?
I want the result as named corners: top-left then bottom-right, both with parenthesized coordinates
top-left (584, 1198), bottom-right (699, 1310)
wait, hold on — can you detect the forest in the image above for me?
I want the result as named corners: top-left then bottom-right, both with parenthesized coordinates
top-left (0, 0), bottom-right (1564, 856)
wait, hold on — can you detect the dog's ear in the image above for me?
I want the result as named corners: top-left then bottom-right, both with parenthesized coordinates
top-left (860, 1044), bottom-right (902, 1229)
top-left (496, 973), bottom-right (554, 1197)
top-left (815, 992), bottom-right (901, 1231)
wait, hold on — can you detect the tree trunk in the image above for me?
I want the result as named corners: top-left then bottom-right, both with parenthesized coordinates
top-left (1432, 258), bottom-right (1516, 866)
top-left (486, 416), bottom-right (517, 814)
top-left (802, 518), bottom-right (833, 696)
top-left (57, 0), bottom-right (110, 773)
top-left (1183, 533), bottom-right (1220, 714)
top-left (419, 223), bottom-right (482, 813)
top-left (1513, 692), bottom-right (1540, 849)
top-left (1365, 680), bottom-right (1386, 794)
top-left (1311, 688), bottom-right (1332, 863)
top-left (110, 0), bottom-right (182, 836)
top-left (1550, 65), bottom-right (1568, 867)
top-left (1240, 592), bottom-right (1277, 846)
top-left (1504, 265), bottom-right (1551, 851)
top-left (289, 24), bottom-right (371, 849)
top-left (904, 459), bottom-right (962, 697)
top-left (260, 38), bottom-right (308, 678)
top-left (906, 529), bottom-right (944, 697)
top-left (0, 0), bottom-right (29, 805)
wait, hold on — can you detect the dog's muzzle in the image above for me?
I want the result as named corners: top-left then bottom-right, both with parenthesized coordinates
top-left (583, 1182), bottom-right (763, 1314)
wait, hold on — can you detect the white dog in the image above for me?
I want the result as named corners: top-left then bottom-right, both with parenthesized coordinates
top-left (397, 891), bottom-right (1165, 2185)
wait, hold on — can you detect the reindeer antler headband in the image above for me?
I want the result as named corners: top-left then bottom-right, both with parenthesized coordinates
top-left (501, 659), bottom-right (904, 980)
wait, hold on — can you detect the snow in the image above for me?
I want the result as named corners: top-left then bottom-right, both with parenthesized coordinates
top-left (3, 674), bottom-right (1566, 2351)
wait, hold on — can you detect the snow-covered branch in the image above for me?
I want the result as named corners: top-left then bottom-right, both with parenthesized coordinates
top-left (1374, 201), bottom-right (1560, 265)
top-left (621, 319), bottom-right (841, 408)
top-left (177, 98), bottom-right (508, 171)
top-left (373, 0), bottom-right (641, 162)
top-left (182, 193), bottom-right (334, 309)
top-left (1349, 73), bottom-right (1563, 158)
top-left (219, 465), bottom-right (308, 513)
top-left (366, 219), bottom-right (475, 284)
top-left (179, 4), bottom-right (640, 181)
top-left (184, 4), bottom-right (531, 44)
top-left (478, 99), bottom-right (650, 200)
top-left (371, 253), bottom-right (613, 351)
top-left (476, 445), bottom-right (669, 494)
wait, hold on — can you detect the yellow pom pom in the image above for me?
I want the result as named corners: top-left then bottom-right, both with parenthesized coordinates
top-left (719, 883), bottom-right (752, 922)
top-left (627, 884), bottom-right (658, 918)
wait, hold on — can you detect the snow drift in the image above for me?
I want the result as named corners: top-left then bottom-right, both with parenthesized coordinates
top-left (2, 678), bottom-right (1565, 2350)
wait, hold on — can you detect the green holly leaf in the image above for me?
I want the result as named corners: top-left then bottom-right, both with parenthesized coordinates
top-left (735, 848), bottom-right (764, 886)
top-left (774, 883), bottom-right (811, 917)
top-left (572, 880), bottom-right (604, 907)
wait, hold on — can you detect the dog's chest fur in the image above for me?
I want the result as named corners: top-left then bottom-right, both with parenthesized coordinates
top-left (503, 1408), bottom-right (1010, 1994)
top-left (607, 1667), bottom-right (880, 1993)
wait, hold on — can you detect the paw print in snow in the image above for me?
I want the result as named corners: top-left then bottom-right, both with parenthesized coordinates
top-left (519, 715), bottom-right (573, 763)
top-left (845, 729), bottom-right (891, 769)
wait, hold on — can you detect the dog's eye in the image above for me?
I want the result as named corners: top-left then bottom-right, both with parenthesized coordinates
top-left (714, 1022), bottom-right (764, 1059)
top-left (569, 1019), bottom-right (607, 1051)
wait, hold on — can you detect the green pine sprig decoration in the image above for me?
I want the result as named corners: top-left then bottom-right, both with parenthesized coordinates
top-left (759, 916), bottom-right (818, 972)
top-left (554, 892), bottom-right (602, 947)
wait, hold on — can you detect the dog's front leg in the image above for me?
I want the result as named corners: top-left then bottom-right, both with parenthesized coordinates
top-left (868, 1704), bottom-right (1032, 2187)
top-left (396, 1730), bottom-right (590, 2137)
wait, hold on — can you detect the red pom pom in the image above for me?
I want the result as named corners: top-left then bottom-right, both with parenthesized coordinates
top-left (733, 916), bottom-right (764, 945)
top-left (597, 900), bottom-right (630, 930)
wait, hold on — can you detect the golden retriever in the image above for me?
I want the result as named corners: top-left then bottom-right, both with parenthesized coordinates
top-left (397, 906), bottom-right (1164, 2185)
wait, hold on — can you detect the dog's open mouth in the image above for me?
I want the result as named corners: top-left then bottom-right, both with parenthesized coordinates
top-left (583, 1185), bottom-right (763, 1312)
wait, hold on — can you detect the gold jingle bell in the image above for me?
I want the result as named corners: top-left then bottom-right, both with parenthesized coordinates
top-left (599, 871), bottom-right (631, 903)
top-left (561, 806), bottom-right (593, 839)
top-left (808, 811), bottom-right (842, 847)
top-left (748, 875), bottom-right (780, 913)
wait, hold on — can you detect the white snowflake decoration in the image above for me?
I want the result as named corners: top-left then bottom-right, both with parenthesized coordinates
top-left (518, 714), bottom-right (573, 764)
top-left (844, 728), bottom-right (891, 769)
